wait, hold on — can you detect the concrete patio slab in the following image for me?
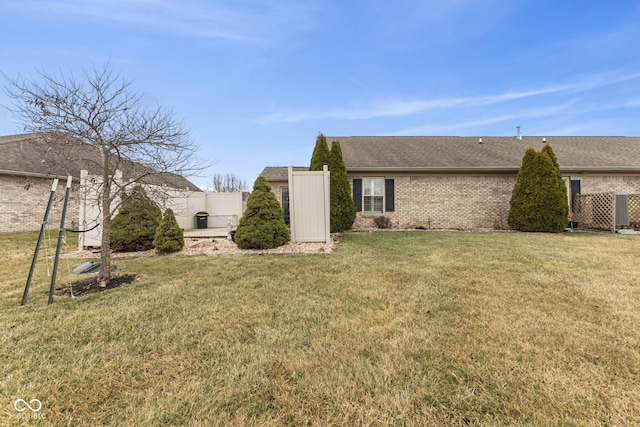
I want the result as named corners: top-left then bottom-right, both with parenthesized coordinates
top-left (183, 228), bottom-right (229, 238)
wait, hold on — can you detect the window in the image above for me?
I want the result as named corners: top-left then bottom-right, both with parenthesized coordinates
top-left (363, 178), bottom-right (384, 214)
top-left (353, 178), bottom-right (394, 213)
top-left (281, 187), bottom-right (290, 225)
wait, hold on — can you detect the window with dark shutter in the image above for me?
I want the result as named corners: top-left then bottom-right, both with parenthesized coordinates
top-left (353, 178), bottom-right (362, 212)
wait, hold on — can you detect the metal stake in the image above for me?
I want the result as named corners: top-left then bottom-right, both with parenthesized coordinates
top-left (21, 179), bottom-right (59, 306)
top-left (49, 176), bottom-right (73, 305)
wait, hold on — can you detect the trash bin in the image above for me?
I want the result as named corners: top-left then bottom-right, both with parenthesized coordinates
top-left (195, 211), bottom-right (209, 229)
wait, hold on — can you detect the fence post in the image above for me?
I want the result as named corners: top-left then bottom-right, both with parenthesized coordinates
top-left (611, 192), bottom-right (616, 234)
top-left (288, 166), bottom-right (296, 243)
top-left (323, 165), bottom-right (330, 244)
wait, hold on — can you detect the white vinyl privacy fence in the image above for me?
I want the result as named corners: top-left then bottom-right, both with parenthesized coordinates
top-left (78, 170), bottom-right (243, 249)
top-left (287, 166), bottom-right (330, 243)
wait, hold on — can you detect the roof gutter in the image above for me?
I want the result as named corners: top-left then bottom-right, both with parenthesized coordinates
top-left (0, 169), bottom-right (80, 181)
top-left (348, 166), bottom-right (520, 173)
top-left (347, 166), bottom-right (640, 174)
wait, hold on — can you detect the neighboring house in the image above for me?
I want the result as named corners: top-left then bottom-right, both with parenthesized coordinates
top-left (261, 136), bottom-right (640, 230)
top-left (260, 167), bottom-right (309, 225)
top-left (0, 133), bottom-right (201, 234)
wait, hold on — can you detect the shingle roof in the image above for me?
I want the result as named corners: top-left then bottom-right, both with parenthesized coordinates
top-left (260, 166), bottom-right (309, 181)
top-left (0, 133), bottom-right (201, 190)
top-left (330, 136), bottom-right (640, 173)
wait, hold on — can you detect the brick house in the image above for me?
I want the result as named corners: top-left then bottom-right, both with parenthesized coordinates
top-left (261, 136), bottom-right (640, 230)
top-left (0, 133), bottom-right (200, 233)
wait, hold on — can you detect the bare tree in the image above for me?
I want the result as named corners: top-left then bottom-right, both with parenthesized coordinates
top-left (211, 172), bottom-right (247, 192)
top-left (4, 64), bottom-right (204, 286)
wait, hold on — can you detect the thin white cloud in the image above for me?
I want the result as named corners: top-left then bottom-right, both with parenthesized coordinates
top-left (4, 0), bottom-right (322, 43)
top-left (257, 70), bottom-right (640, 124)
top-left (393, 102), bottom-right (580, 135)
top-left (393, 93), bottom-right (640, 136)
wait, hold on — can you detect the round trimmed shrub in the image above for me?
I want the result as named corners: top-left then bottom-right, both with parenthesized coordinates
top-left (110, 185), bottom-right (162, 252)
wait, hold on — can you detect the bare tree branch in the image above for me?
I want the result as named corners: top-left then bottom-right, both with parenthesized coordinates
top-left (3, 63), bottom-right (208, 285)
top-left (211, 172), bottom-right (247, 192)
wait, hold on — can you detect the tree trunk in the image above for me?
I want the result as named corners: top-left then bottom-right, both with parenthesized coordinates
top-left (99, 208), bottom-right (112, 287)
top-left (98, 161), bottom-right (112, 287)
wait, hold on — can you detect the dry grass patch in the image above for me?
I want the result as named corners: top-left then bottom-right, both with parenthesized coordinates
top-left (1, 231), bottom-right (639, 425)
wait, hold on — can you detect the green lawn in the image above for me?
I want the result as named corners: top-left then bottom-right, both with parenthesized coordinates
top-left (1, 231), bottom-right (639, 426)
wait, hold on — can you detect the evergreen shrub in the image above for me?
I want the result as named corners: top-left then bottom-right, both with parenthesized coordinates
top-left (309, 133), bottom-right (330, 171)
top-left (234, 176), bottom-right (290, 249)
top-left (153, 208), bottom-right (184, 253)
top-left (373, 215), bottom-right (392, 229)
top-left (110, 185), bottom-right (162, 252)
top-left (329, 141), bottom-right (356, 232)
top-left (508, 145), bottom-right (568, 232)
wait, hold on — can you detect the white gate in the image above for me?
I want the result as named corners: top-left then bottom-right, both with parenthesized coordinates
top-left (288, 166), bottom-right (330, 243)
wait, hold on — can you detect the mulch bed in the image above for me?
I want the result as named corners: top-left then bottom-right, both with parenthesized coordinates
top-left (55, 274), bottom-right (138, 298)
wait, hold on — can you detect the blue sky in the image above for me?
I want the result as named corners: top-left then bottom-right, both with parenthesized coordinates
top-left (2, 1), bottom-right (640, 188)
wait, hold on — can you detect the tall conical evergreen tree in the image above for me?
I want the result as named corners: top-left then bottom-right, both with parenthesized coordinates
top-left (329, 141), bottom-right (356, 232)
top-left (541, 143), bottom-right (569, 230)
top-left (508, 145), bottom-right (568, 232)
top-left (310, 133), bottom-right (330, 171)
top-left (234, 176), bottom-right (290, 249)
top-left (541, 143), bottom-right (559, 169)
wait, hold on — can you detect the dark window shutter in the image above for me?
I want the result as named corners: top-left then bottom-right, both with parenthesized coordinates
top-left (570, 180), bottom-right (581, 212)
top-left (353, 178), bottom-right (362, 212)
top-left (385, 179), bottom-right (394, 212)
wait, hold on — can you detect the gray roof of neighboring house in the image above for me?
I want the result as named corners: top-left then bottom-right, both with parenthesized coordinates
top-left (260, 166), bottom-right (310, 181)
top-left (330, 136), bottom-right (640, 173)
top-left (0, 133), bottom-right (202, 191)
top-left (260, 136), bottom-right (640, 178)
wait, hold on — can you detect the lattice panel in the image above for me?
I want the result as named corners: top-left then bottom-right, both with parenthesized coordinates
top-left (573, 193), bottom-right (615, 231)
top-left (629, 194), bottom-right (640, 228)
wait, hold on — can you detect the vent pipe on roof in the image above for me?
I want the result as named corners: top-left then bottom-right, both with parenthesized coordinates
top-left (478, 138), bottom-right (483, 144)
top-left (543, 137), bottom-right (547, 144)
top-left (516, 125), bottom-right (522, 140)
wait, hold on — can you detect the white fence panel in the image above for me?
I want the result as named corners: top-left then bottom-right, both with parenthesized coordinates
top-left (78, 170), bottom-right (243, 248)
top-left (288, 166), bottom-right (330, 243)
top-left (206, 193), bottom-right (243, 227)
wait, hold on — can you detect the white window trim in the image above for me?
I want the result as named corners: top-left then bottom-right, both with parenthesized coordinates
top-left (363, 177), bottom-right (385, 214)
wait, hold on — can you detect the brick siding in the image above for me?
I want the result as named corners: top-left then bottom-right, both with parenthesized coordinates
top-left (351, 173), bottom-right (640, 231)
top-left (0, 175), bottom-right (80, 233)
top-left (351, 174), bottom-right (516, 230)
top-left (579, 175), bottom-right (640, 194)
top-left (270, 182), bottom-right (288, 206)
top-left (264, 173), bottom-right (640, 231)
